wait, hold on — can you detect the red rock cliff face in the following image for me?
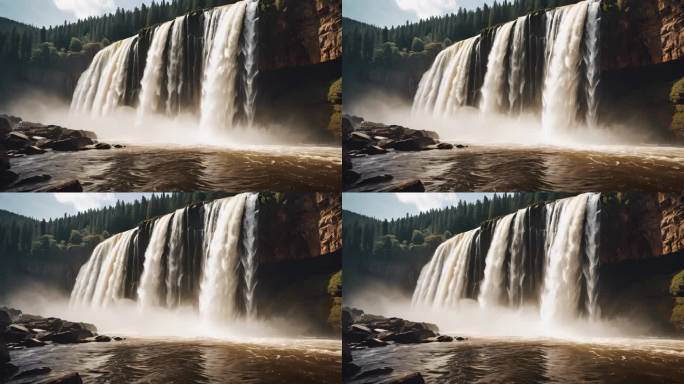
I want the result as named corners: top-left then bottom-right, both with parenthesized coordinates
top-left (259, 0), bottom-right (341, 71)
top-left (602, 0), bottom-right (684, 70)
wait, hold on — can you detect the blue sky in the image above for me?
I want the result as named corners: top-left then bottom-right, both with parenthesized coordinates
top-left (0, 193), bottom-right (152, 220)
top-left (0, 0), bottom-right (153, 27)
top-left (344, 0), bottom-right (492, 27)
top-left (343, 193), bottom-right (492, 221)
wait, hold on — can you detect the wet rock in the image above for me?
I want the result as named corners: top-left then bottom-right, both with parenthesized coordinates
top-left (393, 137), bottom-right (437, 151)
top-left (42, 372), bottom-right (83, 384)
top-left (45, 137), bottom-right (94, 151)
top-left (348, 132), bottom-right (373, 150)
top-left (1, 362), bottom-right (18, 380)
top-left (362, 145), bottom-right (388, 155)
top-left (95, 143), bottom-right (112, 150)
top-left (47, 331), bottom-right (80, 344)
top-left (14, 366), bottom-right (51, 379)
top-left (379, 180), bottom-right (425, 192)
top-left (22, 145), bottom-right (47, 155)
top-left (437, 142), bottom-right (454, 150)
top-left (0, 343), bottom-right (8, 363)
top-left (383, 372), bottom-right (426, 384)
top-left (356, 367), bottom-right (394, 380)
top-left (15, 174), bottom-right (51, 187)
top-left (5, 132), bottom-right (32, 149)
top-left (361, 338), bottom-right (389, 348)
top-left (456, 336), bottom-right (466, 341)
top-left (387, 330), bottom-right (436, 344)
top-left (456, 144), bottom-right (468, 149)
top-left (356, 174), bottom-right (393, 187)
top-left (343, 170), bottom-right (361, 185)
top-left (95, 335), bottom-right (111, 342)
top-left (19, 338), bottom-right (47, 348)
top-left (2, 324), bottom-right (32, 342)
top-left (0, 155), bottom-right (9, 171)
top-left (342, 342), bottom-right (352, 363)
top-left (36, 180), bottom-right (83, 192)
top-left (342, 362), bottom-right (361, 378)
top-left (113, 144), bottom-right (125, 149)
top-left (436, 335), bottom-right (453, 342)
top-left (351, 324), bottom-right (373, 334)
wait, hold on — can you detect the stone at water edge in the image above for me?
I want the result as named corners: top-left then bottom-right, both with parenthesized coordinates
top-left (355, 367), bottom-right (394, 380)
top-left (0, 343), bottom-right (9, 363)
top-left (436, 335), bottom-right (453, 342)
top-left (15, 174), bottom-right (52, 187)
top-left (379, 180), bottom-right (425, 192)
top-left (45, 137), bottom-right (94, 152)
top-left (342, 362), bottom-right (361, 379)
top-left (42, 372), bottom-right (83, 384)
top-left (0, 116), bottom-right (11, 137)
top-left (13, 366), bottom-right (51, 379)
top-left (382, 372), bottom-right (426, 384)
top-left (356, 174), bottom-right (394, 187)
top-left (95, 335), bottom-right (112, 342)
top-left (36, 180), bottom-right (83, 192)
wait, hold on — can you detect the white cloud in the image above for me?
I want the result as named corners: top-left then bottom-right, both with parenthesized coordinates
top-left (395, 193), bottom-right (462, 212)
top-left (395, 0), bottom-right (460, 19)
top-left (53, 0), bottom-right (116, 19)
top-left (54, 193), bottom-right (118, 212)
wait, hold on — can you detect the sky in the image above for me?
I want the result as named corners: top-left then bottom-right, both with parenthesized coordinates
top-left (0, 193), bottom-right (152, 220)
top-left (0, 0), bottom-right (153, 27)
top-left (344, 0), bottom-right (492, 27)
top-left (343, 193), bottom-right (492, 221)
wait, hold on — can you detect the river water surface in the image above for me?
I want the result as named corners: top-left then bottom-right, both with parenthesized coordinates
top-left (5, 145), bottom-right (341, 192)
top-left (347, 144), bottom-right (684, 191)
top-left (348, 337), bottom-right (684, 384)
top-left (8, 338), bottom-right (341, 384)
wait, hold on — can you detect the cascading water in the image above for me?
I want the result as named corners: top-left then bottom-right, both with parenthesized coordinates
top-left (70, 194), bottom-right (261, 323)
top-left (412, 0), bottom-right (602, 133)
top-left (413, 193), bottom-right (602, 327)
top-left (70, 1), bottom-right (259, 132)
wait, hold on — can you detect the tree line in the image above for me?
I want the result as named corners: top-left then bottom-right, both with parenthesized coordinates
top-left (344, 192), bottom-right (573, 262)
top-left (0, 0), bottom-right (238, 68)
top-left (344, 0), bottom-right (583, 69)
top-left (0, 192), bottom-right (229, 265)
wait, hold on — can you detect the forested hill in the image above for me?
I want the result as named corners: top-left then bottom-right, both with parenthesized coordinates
top-left (344, 192), bottom-right (573, 292)
top-left (0, 192), bottom-right (230, 268)
top-left (343, 0), bottom-right (584, 99)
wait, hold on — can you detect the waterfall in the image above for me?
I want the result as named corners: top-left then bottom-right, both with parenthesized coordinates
top-left (478, 213), bottom-right (515, 308)
top-left (70, 194), bottom-right (260, 323)
top-left (479, 21), bottom-right (515, 114)
top-left (70, 1), bottom-right (259, 132)
top-left (241, 0), bottom-right (259, 127)
top-left (241, 193), bottom-right (258, 318)
top-left (71, 36), bottom-right (137, 116)
top-left (412, 0), bottom-right (602, 133)
top-left (69, 229), bottom-right (138, 307)
top-left (413, 193), bottom-right (603, 326)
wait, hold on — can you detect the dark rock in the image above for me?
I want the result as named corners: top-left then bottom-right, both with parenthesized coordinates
top-left (357, 174), bottom-right (394, 187)
top-left (393, 137), bottom-right (437, 151)
top-left (36, 180), bottom-right (83, 192)
top-left (379, 180), bottom-right (425, 192)
top-left (342, 362), bottom-right (361, 379)
top-left (22, 145), bottom-right (47, 155)
top-left (456, 144), bottom-right (467, 149)
top-left (41, 372), bottom-right (83, 384)
top-left (0, 170), bottom-right (19, 187)
top-left (14, 366), bottom-right (51, 379)
top-left (386, 329), bottom-right (436, 344)
top-left (0, 116), bottom-right (11, 137)
top-left (436, 335), bottom-right (453, 342)
top-left (113, 336), bottom-right (123, 341)
top-left (0, 343), bottom-right (8, 363)
top-left (342, 309), bottom-right (353, 331)
top-left (361, 338), bottom-right (389, 348)
top-left (347, 131), bottom-right (373, 150)
top-left (351, 324), bottom-right (373, 334)
top-left (19, 338), bottom-right (46, 348)
top-left (113, 144), bottom-right (125, 149)
top-left (15, 174), bottom-right (51, 187)
top-left (342, 116), bottom-right (354, 138)
top-left (47, 331), bottom-right (80, 344)
top-left (382, 372), bottom-right (426, 384)
top-left (342, 342), bottom-right (352, 363)
top-left (456, 337), bottom-right (466, 341)
top-left (1, 362), bottom-right (18, 380)
top-left (0, 310), bottom-right (10, 329)
top-left (0, 307), bottom-right (21, 321)
top-left (437, 142), bottom-right (454, 150)
top-left (5, 132), bottom-right (32, 149)
top-left (0, 155), bottom-right (9, 171)
top-left (342, 170), bottom-right (361, 186)
top-left (95, 335), bottom-right (111, 342)
top-left (95, 143), bottom-right (111, 150)
top-left (45, 137), bottom-right (94, 151)
top-left (362, 145), bottom-right (388, 155)
top-left (2, 324), bottom-right (32, 342)
top-left (356, 367), bottom-right (394, 380)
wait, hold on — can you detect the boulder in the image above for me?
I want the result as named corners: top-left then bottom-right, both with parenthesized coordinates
top-left (0, 362), bottom-right (18, 380)
top-left (41, 372), bottom-right (83, 384)
top-left (347, 132), bottom-right (373, 150)
top-left (95, 335), bottom-right (111, 342)
top-left (342, 170), bottom-right (361, 186)
top-left (362, 145), bottom-right (388, 155)
top-left (379, 180), bottom-right (425, 192)
top-left (361, 338), bottom-right (389, 348)
top-left (2, 324), bottom-right (32, 342)
top-left (356, 367), bottom-right (394, 380)
top-left (436, 335), bottom-right (453, 342)
top-left (14, 366), bottom-right (51, 379)
top-left (351, 324), bottom-right (373, 334)
top-left (45, 137), bottom-right (94, 151)
top-left (393, 137), bottom-right (437, 151)
top-left (382, 372), bottom-right (426, 384)
top-left (342, 116), bottom-right (354, 138)
top-left (342, 309), bottom-right (353, 331)
top-left (0, 154), bottom-right (9, 171)
top-left (385, 329), bottom-right (436, 344)
top-left (15, 174), bottom-right (51, 187)
top-left (19, 338), bottom-right (46, 348)
top-left (357, 174), bottom-right (394, 187)
top-left (0, 308), bottom-right (21, 322)
top-left (5, 132), bottom-right (32, 149)
top-left (0, 170), bottom-right (19, 188)
top-left (342, 342), bottom-right (352, 363)
top-left (437, 143), bottom-right (454, 150)
top-left (36, 180), bottom-right (83, 192)
top-left (47, 331), bottom-right (81, 344)
top-left (95, 143), bottom-right (111, 150)
top-left (342, 362), bottom-right (361, 379)
top-left (0, 343), bottom-right (8, 363)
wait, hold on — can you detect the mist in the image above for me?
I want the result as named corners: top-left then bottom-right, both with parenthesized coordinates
top-left (344, 90), bottom-right (678, 150)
